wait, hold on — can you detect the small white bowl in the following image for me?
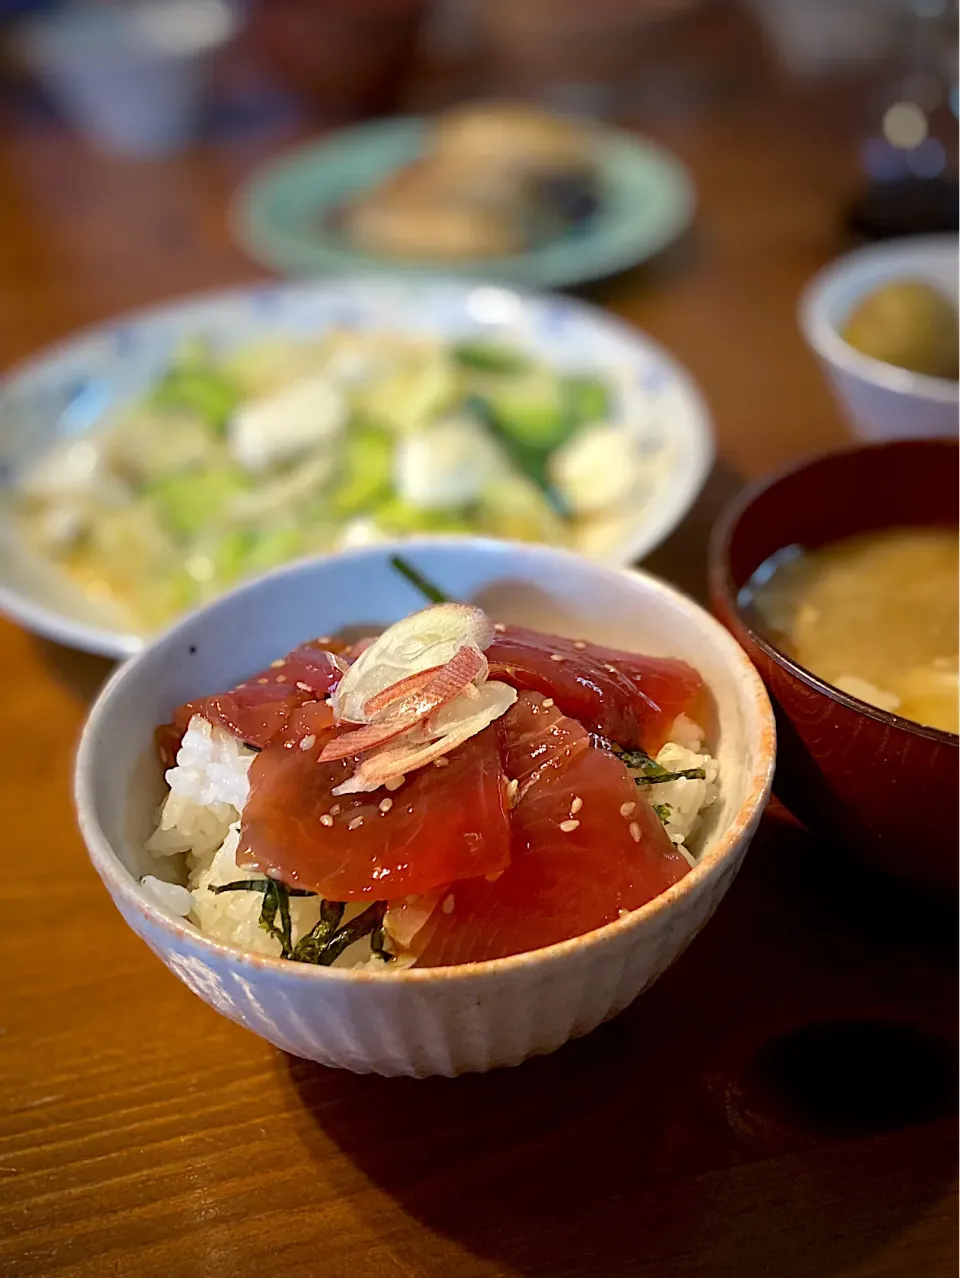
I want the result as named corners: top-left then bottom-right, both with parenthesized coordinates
top-left (75, 538), bottom-right (774, 1077)
top-left (799, 234), bottom-right (958, 442)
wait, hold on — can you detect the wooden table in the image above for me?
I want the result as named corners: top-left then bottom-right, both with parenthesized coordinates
top-left (1, 7), bottom-right (956, 1274)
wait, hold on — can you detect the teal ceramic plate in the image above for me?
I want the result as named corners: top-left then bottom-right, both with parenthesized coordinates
top-left (232, 117), bottom-right (695, 287)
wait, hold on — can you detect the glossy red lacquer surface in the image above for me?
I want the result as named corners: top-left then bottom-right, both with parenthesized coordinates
top-left (710, 439), bottom-right (959, 894)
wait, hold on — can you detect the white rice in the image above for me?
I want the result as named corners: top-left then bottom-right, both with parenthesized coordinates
top-left (142, 710), bottom-right (719, 961)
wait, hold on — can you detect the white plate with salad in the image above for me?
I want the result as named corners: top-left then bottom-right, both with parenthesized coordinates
top-left (0, 277), bottom-right (713, 658)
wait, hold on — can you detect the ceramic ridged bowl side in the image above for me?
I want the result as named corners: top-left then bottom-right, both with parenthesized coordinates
top-left (76, 538), bottom-right (775, 1077)
top-left (97, 831), bottom-right (750, 1076)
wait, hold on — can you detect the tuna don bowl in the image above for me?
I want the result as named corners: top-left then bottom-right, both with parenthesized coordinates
top-left (75, 538), bottom-right (774, 1076)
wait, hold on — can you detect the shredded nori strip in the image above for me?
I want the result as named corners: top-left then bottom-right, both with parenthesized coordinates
top-left (291, 900), bottom-right (346, 964)
top-left (370, 915), bottom-right (395, 963)
top-left (615, 745), bottom-right (706, 785)
top-left (297, 902), bottom-right (389, 968)
top-left (211, 879), bottom-right (315, 961)
top-left (653, 802), bottom-right (672, 825)
top-left (390, 555), bottom-right (450, 604)
top-left (209, 882), bottom-right (390, 966)
top-left (260, 879), bottom-right (295, 957)
top-left (211, 879), bottom-right (315, 898)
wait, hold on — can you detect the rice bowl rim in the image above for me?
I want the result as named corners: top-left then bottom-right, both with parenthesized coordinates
top-left (74, 539), bottom-right (776, 986)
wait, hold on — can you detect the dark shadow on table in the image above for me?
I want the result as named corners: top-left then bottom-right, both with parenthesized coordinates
top-left (281, 810), bottom-right (957, 1278)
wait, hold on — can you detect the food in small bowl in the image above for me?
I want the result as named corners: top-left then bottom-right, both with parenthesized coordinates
top-left (799, 234), bottom-right (958, 442)
top-left (710, 439), bottom-right (958, 893)
top-left (75, 540), bottom-right (774, 1075)
top-left (339, 102), bottom-right (600, 261)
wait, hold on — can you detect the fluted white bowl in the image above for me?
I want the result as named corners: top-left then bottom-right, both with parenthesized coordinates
top-left (75, 538), bottom-right (775, 1077)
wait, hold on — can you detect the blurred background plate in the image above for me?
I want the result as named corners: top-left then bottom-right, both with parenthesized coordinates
top-left (0, 275), bottom-right (713, 659)
top-left (231, 116), bottom-right (695, 286)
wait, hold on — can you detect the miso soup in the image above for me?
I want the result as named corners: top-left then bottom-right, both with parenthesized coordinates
top-left (742, 526), bottom-right (959, 735)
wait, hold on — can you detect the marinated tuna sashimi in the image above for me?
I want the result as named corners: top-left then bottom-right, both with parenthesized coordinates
top-left (237, 723), bottom-right (510, 900)
top-left (167, 639), bottom-right (348, 751)
top-left (387, 694), bottom-right (690, 966)
top-left (146, 563), bottom-right (719, 970)
top-left (487, 625), bottom-right (705, 753)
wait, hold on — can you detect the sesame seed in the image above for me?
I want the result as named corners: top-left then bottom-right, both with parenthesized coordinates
top-left (385, 775), bottom-right (405, 791)
top-left (433, 757), bottom-right (450, 768)
top-left (541, 697), bottom-right (554, 708)
top-left (604, 663), bottom-right (617, 674)
top-left (329, 804), bottom-right (341, 815)
top-left (235, 682), bottom-right (246, 689)
top-left (296, 681), bottom-right (312, 691)
top-left (442, 894), bottom-right (455, 914)
top-left (559, 819), bottom-right (580, 833)
top-left (379, 798), bottom-right (393, 814)
top-left (256, 678), bottom-right (269, 685)
top-left (320, 815), bottom-right (334, 827)
top-left (317, 636), bottom-right (331, 645)
top-left (275, 674), bottom-right (287, 683)
top-left (620, 802), bottom-right (636, 817)
top-left (271, 659), bottom-right (286, 668)
top-left (506, 778), bottom-right (519, 799)
top-left (618, 908), bottom-right (629, 919)
top-left (550, 653), bottom-right (564, 663)
top-left (299, 733), bottom-right (316, 751)
top-left (348, 816), bottom-right (364, 831)
top-left (629, 821), bottom-right (641, 843)
top-left (574, 640), bottom-right (587, 650)
top-left (570, 796), bottom-right (583, 814)
top-left (494, 623), bottom-right (506, 632)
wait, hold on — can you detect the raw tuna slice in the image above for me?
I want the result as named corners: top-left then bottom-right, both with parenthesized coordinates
top-left (237, 721), bottom-right (510, 900)
top-left (390, 693), bottom-right (691, 966)
top-left (166, 639), bottom-right (348, 751)
top-left (486, 625), bottom-right (704, 752)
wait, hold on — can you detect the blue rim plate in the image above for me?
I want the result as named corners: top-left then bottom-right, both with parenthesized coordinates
top-left (0, 276), bottom-right (713, 658)
top-left (232, 116), bottom-right (695, 287)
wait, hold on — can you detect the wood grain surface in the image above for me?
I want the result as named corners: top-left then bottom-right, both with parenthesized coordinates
top-left (1, 5), bottom-right (956, 1275)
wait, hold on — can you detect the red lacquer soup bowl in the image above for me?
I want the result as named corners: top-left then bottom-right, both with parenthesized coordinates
top-left (709, 439), bottom-right (958, 894)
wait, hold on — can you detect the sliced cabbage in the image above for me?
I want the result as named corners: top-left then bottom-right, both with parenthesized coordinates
top-left (475, 473), bottom-right (568, 544)
top-left (354, 344), bottom-right (460, 435)
top-left (394, 414), bottom-right (509, 510)
top-left (229, 374), bottom-right (345, 473)
top-left (549, 423), bottom-right (642, 516)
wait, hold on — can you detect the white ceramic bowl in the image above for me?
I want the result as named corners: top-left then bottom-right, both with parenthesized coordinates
top-left (0, 276), bottom-right (713, 659)
top-left (75, 538), bottom-right (774, 1077)
top-left (799, 234), bottom-right (958, 442)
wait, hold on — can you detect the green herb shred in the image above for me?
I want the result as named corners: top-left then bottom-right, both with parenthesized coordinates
top-left (291, 900), bottom-right (346, 964)
top-left (653, 803), bottom-right (672, 826)
top-left (615, 746), bottom-right (706, 786)
top-left (297, 902), bottom-right (389, 967)
top-left (390, 554), bottom-right (450, 604)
